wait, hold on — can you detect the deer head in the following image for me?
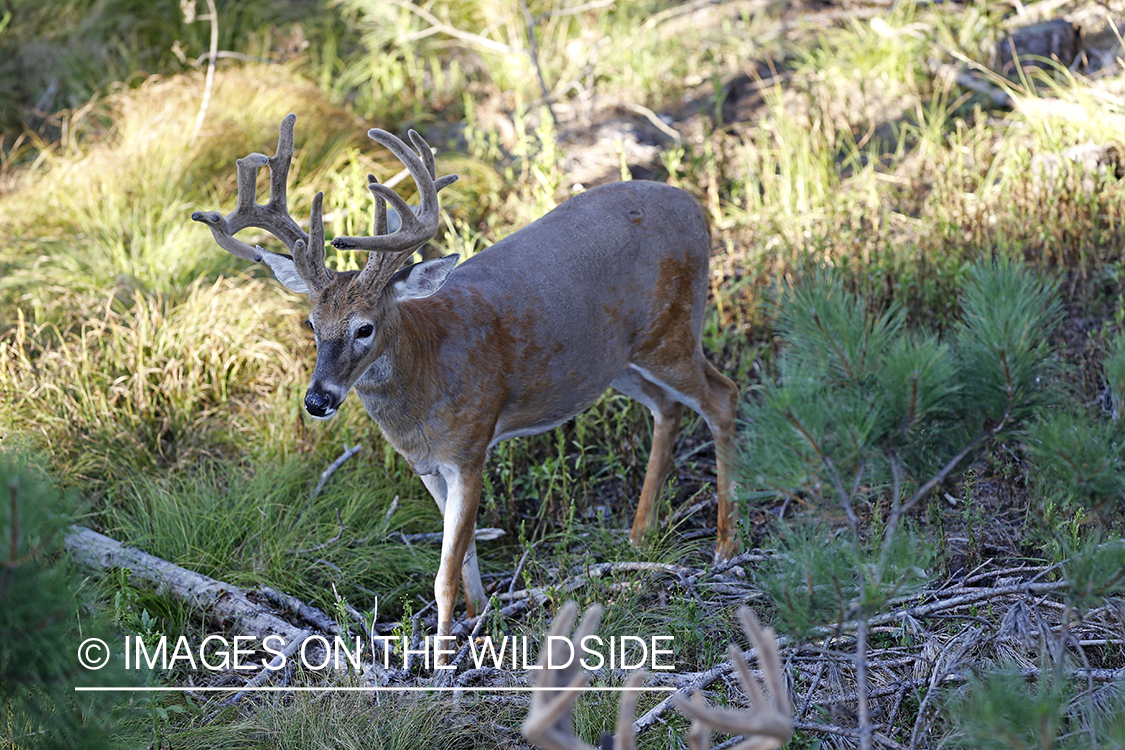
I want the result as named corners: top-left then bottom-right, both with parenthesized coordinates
top-left (190, 114), bottom-right (459, 419)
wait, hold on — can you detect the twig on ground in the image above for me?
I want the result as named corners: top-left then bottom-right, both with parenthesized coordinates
top-left (257, 586), bottom-right (339, 634)
top-left (292, 509), bottom-right (346, 555)
top-left (310, 445), bottom-right (363, 502)
top-left (496, 560), bottom-right (702, 604)
top-left (855, 614), bottom-right (874, 750)
top-left (206, 629), bottom-right (313, 719)
top-left (390, 527), bottom-right (505, 545)
top-left (793, 721), bottom-right (905, 749)
top-left (615, 101), bottom-right (682, 144)
top-left (508, 544), bottom-right (535, 596)
top-left (668, 493), bottom-right (713, 525)
top-left (449, 596), bottom-right (495, 672)
top-left (909, 626), bottom-right (985, 747)
top-left (388, 0), bottom-right (517, 55)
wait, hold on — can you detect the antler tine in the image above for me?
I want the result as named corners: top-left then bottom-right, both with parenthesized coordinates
top-left (334, 128), bottom-right (448, 253)
top-left (335, 128), bottom-right (459, 292)
top-left (263, 112), bottom-right (296, 217)
top-left (291, 192), bottom-right (331, 292)
top-left (435, 174), bottom-right (459, 192)
top-left (366, 174), bottom-right (388, 236)
top-left (612, 669), bottom-right (648, 750)
top-left (673, 608), bottom-right (793, 750)
top-left (409, 130), bottom-right (437, 180)
top-left (522, 603), bottom-right (656, 750)
top-left (687, 692), bottom-right (711, 750)
top-left (191, 114), bottom-right (318, 283)
top-left (738, 609), bottom-right (791, 718)
top-left (522, 602), bottom-right (600, 750)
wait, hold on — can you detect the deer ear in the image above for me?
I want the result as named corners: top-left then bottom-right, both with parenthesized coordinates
top-left (391, 254), bottom-right (459, 301)
top-left (261, 250), bottom-right (311, 294)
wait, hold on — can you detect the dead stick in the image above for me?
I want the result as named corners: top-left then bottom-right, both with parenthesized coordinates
top-left (311, 445), bottom-right (362, 501)
top-left (207, 629), bottom-right (313, 719)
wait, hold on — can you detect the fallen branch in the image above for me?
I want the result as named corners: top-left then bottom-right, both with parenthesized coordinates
top-left (257, 586), bottom-right (340, 635)
top-left (793, 721), bottom-right (904, 750)
top-left (386, 0), bottom-right (518, 55)
top-left (64, 526), bottom-right (322, 661)
top-left (496, 560), bottom-right (700, 604)
top-left (391, 527), bottom-right (505, 545)
top-left (632, 641), bottom-right (778, 735)
top-left (615, 101), bottom-right (683, 145)
top-left (206, 628), bottom-right (312, 719)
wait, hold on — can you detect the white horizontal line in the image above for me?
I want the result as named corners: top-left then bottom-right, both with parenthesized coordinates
top-left (75, 685), bottom-right (678, 693)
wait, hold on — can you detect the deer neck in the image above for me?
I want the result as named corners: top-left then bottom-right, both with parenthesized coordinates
top-left (352, 300), bottom-right (456, 470)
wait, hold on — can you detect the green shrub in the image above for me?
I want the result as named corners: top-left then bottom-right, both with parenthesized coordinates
top-left (0, 451), bottom-right (139, 748)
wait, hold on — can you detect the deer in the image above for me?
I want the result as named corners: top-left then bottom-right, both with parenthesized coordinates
top-left (191, 114), bottom-right (740, 662)
top-left (522, 601), bottom-right (792, 750)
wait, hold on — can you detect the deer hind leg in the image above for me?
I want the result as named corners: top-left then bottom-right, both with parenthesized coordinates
top-left (626, 357), bottom-right (741, 560)
top-left (610, 369), bottom-right (687, 546)
top-left (701, 361), bottom-right (740, 560)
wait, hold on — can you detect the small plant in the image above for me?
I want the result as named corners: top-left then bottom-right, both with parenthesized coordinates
top-left (947, 652), bottom-right (1125, 750)
top-left (0, 451), bottom-right (138, 749)
top-left (1027, 409), bottom-right (1125, 522)
top-left (111, 569), bottom-right (165, 670)
top-left (743, 260), bottom-right (1065, 748)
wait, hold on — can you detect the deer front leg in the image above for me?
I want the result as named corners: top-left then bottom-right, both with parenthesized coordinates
top-left (429, 465), bottom-right (483, 668)
top-left (420, 472), bottom-right (487, 617)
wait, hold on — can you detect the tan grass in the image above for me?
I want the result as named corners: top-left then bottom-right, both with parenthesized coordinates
top-left (0, 65), bottom-right (367, 294)
top-left (0, 276), bottom-right (311, 482)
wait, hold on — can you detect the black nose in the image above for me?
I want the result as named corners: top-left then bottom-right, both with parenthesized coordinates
top-left (304, 389), bottom-right (336, 417)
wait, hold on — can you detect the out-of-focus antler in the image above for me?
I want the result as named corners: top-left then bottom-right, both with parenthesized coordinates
top-left (674, 608), bottom-right (793, 750)
top-left (521, 602), bottom-right (647, 750)
top-left (522, 604), bottom-right (791, 750)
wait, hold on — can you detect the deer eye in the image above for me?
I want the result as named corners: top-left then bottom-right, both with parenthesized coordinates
top-left (355, 323), bottom-right (374, 339)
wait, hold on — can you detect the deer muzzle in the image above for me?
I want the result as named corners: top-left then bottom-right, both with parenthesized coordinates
top-left (304, 387), bottom-right (340, 419)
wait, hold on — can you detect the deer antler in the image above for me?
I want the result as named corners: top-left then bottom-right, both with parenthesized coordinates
top-left (334, 129), bottom-right (458, 294)
top-left (674, 608), bottom-right (793, 750)
top-left (522, 602), bottom-right (650, 750)
top-left (522, 601), bottom-right (603, 750)
top-left (190, 113), bottom-right (332, 292)
top-left (191, 116), bottom-right (459, 296)
top-left (522, 604), bottom-right (791, 750)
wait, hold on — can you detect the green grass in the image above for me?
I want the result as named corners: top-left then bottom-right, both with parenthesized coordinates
top-left (164, 691), bottom-right (509, 749)
top-left (101, 455), bottom-right (439, 611)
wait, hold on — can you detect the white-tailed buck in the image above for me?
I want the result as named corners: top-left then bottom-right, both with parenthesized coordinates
top-left (191, 114), bottom-right (739, 656)
top-left (523, 602), bottom-right (792, 750)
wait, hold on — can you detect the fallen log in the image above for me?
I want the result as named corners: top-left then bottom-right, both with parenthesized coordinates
top-left (64, 525), bottom-right (319, 657)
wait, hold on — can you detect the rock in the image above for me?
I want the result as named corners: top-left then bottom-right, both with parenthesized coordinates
top-left (1031, 143), bottom-right (1125, 191)
top-left (995, 19), bottom-right (1081, 77)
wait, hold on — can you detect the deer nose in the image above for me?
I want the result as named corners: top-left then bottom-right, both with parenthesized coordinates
top-left (304, 388), bottom-right (338, 419)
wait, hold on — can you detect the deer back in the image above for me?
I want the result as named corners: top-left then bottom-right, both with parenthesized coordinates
top-left (353, 180), bottom-right (713, 472)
